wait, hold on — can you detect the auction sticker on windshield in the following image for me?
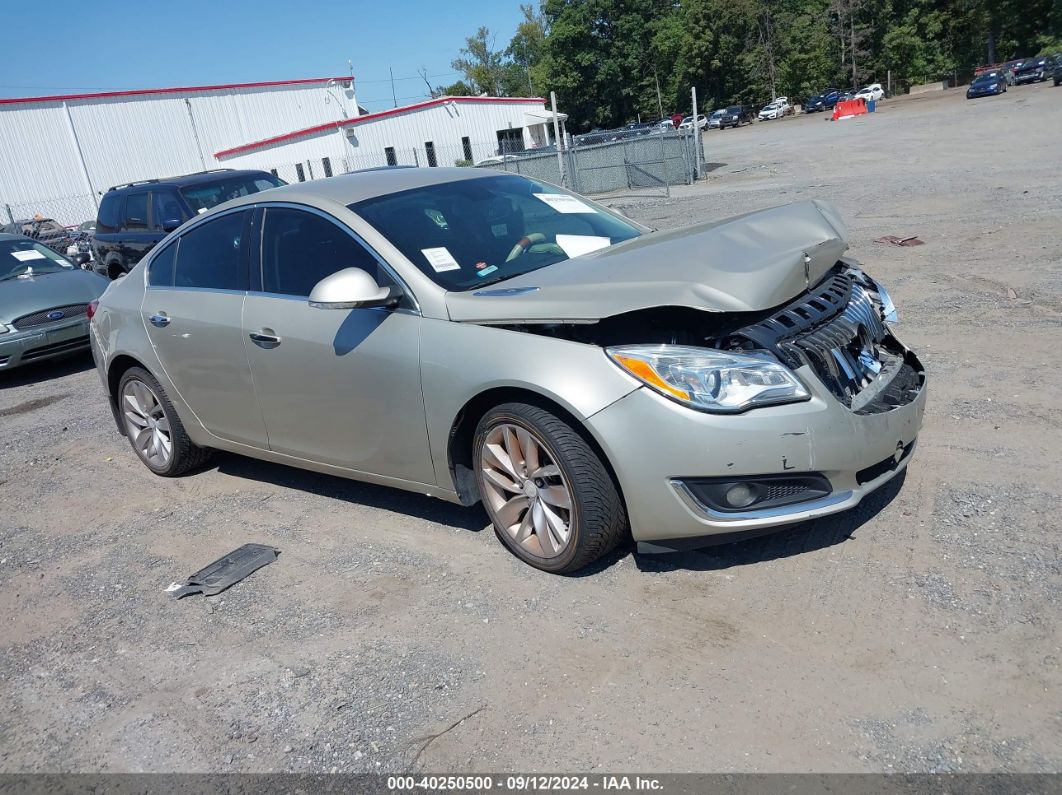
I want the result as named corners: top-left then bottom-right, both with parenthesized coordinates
top-left (533, 193), bottom-right (596, 214)
top-left (421, 247), bottom-right (461, 272)
top-left (556, 234), bottom-right (611, 258)
top-left (11, 250), bottom-right (47, 262)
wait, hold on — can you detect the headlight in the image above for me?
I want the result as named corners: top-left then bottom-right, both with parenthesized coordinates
top-left (0, 322), bottom-right (10, 334)
top-left (606, 345), bottom-right (810, 413)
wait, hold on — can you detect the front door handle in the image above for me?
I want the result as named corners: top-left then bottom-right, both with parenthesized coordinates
top-left (149, 313), bottom-right (170, 328)
top-left (249, 330), bottom-right (281, 349)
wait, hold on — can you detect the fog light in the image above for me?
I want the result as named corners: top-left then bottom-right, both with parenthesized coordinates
top-left (724, 483), bottom-right (757, 508)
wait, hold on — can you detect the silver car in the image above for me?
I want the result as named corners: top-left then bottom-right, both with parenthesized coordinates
top-left (90, 169), bottom-right (926, 573)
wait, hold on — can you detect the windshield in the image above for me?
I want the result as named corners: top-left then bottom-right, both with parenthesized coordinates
top-left (350, 174), bottom-right (642, 291)
top-left (0, 239), bottom-right (74, 281)
top-left (972, 74), bottom-right (999, 84)
top-left (180, 174), bottom-right (284, 214)
top-left (710, 110), bottom-right (724, 119)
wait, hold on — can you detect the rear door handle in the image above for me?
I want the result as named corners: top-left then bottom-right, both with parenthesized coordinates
top-left (149, 313), bottom-right (170, 328)
top-left (249, 330), bottom-right (281, 349)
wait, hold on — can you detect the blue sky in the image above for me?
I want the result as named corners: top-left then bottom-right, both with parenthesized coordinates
top-left (0, 0), bottom-right (527, 108)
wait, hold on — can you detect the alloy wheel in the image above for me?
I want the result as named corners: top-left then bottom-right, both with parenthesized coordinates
top-left (121, 378), bottom-right (173, 468)
top-left (479, 423), bottom-right (575, 559)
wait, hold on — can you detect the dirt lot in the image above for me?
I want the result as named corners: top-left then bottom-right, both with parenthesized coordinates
top-left (1, 84), bottom-right (1060, 774)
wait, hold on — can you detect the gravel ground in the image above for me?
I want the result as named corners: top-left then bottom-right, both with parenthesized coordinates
top-left (1, 83), bottom-right (1060, 774)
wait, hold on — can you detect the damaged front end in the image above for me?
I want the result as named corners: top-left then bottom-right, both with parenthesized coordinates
top-left (715, 263), bottom-right (924, 414)
top-left (490, 261), bottom-right (924, 416)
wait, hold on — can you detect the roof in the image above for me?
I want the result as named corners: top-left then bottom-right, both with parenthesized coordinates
top-left (106, 168), bottom-right (275, 193)
top-left (0, 76), bottom-right (353, 107)
top-left (216, 166), bottom-right (502, 210)
top-left (214, 95), bottom-right (547, 159)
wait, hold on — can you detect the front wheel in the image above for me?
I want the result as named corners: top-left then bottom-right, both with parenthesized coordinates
top-left (474, 403), bottom-right (627, 574)
top-left (118, 367), bottom-right (212, 476)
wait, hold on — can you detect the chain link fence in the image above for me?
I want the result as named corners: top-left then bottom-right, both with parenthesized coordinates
top-left (475, 130), bottom-right (702, 198)
top-left (3, 194), bottom-right (98, 231)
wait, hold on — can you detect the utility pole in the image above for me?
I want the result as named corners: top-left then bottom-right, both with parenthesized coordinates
top-left (550, 91), bottom-right (566, 188)
top-left (654, 70), bottom-right (664, 121)
top-left (849, 2), bottom-right (858, 90)
top-left (389, 67), bottom-right (397, 108)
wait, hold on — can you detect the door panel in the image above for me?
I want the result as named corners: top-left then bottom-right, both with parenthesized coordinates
top-left (242, 297), bottom-right (431, 483)
top-left (242, 205), bottom-right (431, 483)
top-left (142, 209), bottom-right (267, 447)
top-left (143, 289), bottom-right (266, 446)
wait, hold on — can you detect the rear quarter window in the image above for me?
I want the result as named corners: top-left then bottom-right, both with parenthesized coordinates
top-left (147, 239), bottom-right (178, 287)
top-left (97, 194), bottom-right (122, 233)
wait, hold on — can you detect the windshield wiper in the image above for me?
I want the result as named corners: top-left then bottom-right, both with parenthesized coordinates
top-left (469, 272), bottom-right (520, 290)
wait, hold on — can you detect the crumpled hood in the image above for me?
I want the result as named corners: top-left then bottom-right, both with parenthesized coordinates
top-left (446, 199), bottom-right (850, 323)
top-left (0, 269), bottom-right (108, 324)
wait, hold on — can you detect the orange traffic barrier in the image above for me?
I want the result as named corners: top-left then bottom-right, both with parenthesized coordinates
top-left (832, 98), bottom-right (867, 120)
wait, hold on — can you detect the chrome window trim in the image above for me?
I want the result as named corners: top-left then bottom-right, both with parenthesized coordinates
top-left (144, 285), bottom-right (248, 296)
top-left (254, 201), bottom-right (422, 315)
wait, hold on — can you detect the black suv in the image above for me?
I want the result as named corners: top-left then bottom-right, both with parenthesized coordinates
top-left (718, 105), bottom-right (755, 129)
top-left (92, 168), bottom-right (283, 279)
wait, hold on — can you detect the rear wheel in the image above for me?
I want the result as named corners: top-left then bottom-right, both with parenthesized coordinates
top-left (474, 402), bottom-right (627, 574)
top-left (118, 367), bottom-right (212, 476)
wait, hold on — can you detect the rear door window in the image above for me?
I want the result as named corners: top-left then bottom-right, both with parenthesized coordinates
top-left (147, 239), bottom-right (178, 287)
top-left (123, 193), bottom-right (149, 231)
top-left (173, 211), bottom-right (247, 291)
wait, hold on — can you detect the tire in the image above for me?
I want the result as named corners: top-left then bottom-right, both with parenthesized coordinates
top-left (107, 260), bottom-right (124, 280)
top-left (117, 366), bottom-right (212, 477)
top-left (473, 402), bottom-right (627, 574)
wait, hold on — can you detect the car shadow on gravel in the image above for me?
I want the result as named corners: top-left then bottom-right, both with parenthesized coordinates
top-left (211, 452), bottom-right (490, 532)
top-left (632, 471), bottom-right (907, 573)
top-left (0, 353), bottom-right (94, 390)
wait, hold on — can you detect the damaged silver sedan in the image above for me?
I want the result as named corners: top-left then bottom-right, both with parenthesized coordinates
top-left (89, 168), bottom-right (926, 573)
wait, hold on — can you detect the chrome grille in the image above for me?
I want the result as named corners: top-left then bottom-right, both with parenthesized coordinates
top-left (731, 266), bottom-right (902, 407)
top-left (783, 284), bottom-right (888, 396)
top-left (12, 303), bottom-right (89, 330)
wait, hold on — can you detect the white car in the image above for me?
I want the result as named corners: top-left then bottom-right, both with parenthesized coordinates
top-left (758, 99), bottom-right (791, 120)
top-left (855, 84), bottom-right (885, 101)
top-left (679, 114), bottom-right (708, 130)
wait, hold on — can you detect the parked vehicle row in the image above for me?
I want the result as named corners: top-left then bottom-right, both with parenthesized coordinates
top-left (968, 54), bottom-right (1059, 99)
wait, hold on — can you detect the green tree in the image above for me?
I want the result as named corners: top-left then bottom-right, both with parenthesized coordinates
top-left (452, 27), bottom-right (508, 95)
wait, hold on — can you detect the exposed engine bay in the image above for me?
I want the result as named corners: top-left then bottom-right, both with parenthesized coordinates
top-left (492, 262), bottom-right (925, 414)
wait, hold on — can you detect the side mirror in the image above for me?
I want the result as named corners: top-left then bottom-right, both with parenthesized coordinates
top-left (162, 218), bottom-right (182, 233)
top-left (308, 267), bottom-right (401, 310)
top-left (72, 252), bottom-right (91, 267)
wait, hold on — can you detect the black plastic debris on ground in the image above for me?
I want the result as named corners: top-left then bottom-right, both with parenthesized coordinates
top-left (167, 543), bottom-right (280, 599)
top-left (874, 235), bottom-right (924, 247)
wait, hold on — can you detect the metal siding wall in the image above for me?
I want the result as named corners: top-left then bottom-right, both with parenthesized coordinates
top-left (0, 89), bottom-right (537, 222)
top-left (0, 104), bottom-right (85, 204)
top-left (68, 95), bottom-right (206, 190)
top-left (220, 102), bottom-right (546, 173)
top-left (0, 81), bottom-right (362, 221)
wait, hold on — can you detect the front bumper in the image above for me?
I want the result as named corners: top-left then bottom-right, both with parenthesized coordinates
top-left (586, 347), bottom-right (926, 549)
top-left (0, 317), bottom-right (91, 370)
top-left (1014, 73), bottom-right (1042, 84)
